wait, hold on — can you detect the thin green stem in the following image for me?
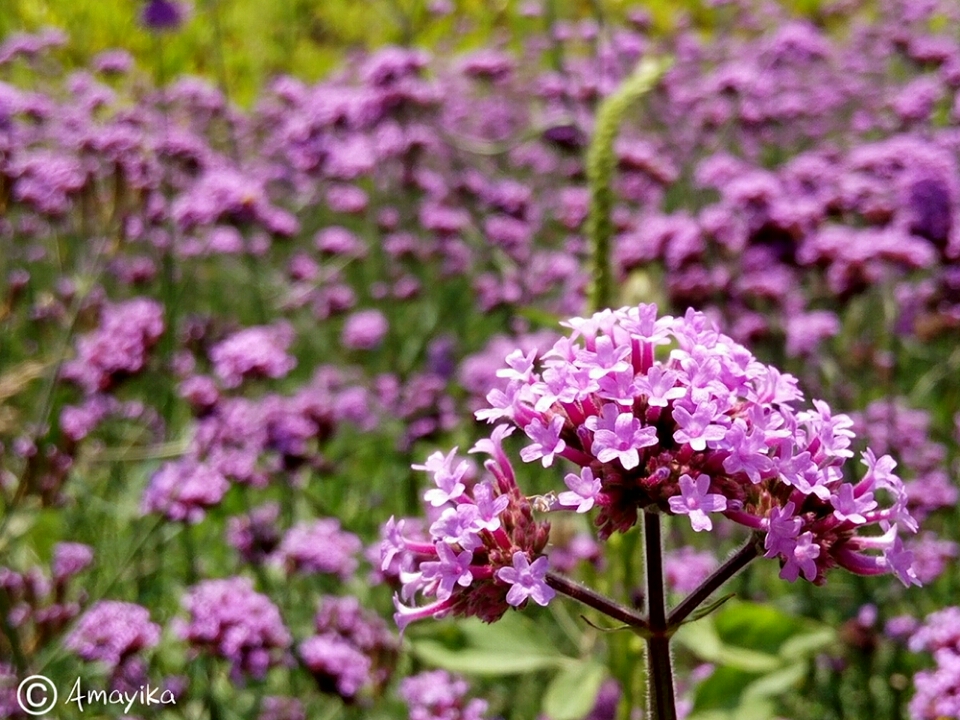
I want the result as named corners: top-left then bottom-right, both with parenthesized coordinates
top-left (0, 234), bottom-right (112, 542)
top-left (643, 510), bottom-right (676, 720)
top-left (206, 0), bottom-right (239, 160)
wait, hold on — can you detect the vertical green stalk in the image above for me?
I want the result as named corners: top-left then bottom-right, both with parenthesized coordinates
top-left (542, 0), bottom-right (567, 77)
top-left (206, 0), bottom-right (239, 159)
top-left (152, 34), bottom-right (182, 431)
top-left (586, 57), bottom-right (670, 313)
top-left (205, 0), bottom-right (269, 324)
top-left (643, 510), bottom-right (677, 720)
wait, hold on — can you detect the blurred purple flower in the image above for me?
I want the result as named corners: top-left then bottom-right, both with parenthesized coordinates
top-left (276, 519), bottom-right (361, 579)
top-left (341, 309), bottom-right (389, 350)
top-left (140, 0), bottom-right (190, 31)
top-left (175, 577), bottom-right (291, 680)
top-left (66, 601), bottom-right (160, 669)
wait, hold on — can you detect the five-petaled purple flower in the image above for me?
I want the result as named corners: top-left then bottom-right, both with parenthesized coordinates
top-left (558, 467), bottom-right (602, 513)
top-left (520, 415), bottom-right (566, 467)
top-left (673, 401), bottom-right (728, 452)
top-left (416, 448), bottom-right (469, 507)
top-left (587, 404), bottom-right (658, 470)
top-left (668, 473), bottom-right (727, 532)
top-left (496, 552), bottom-right (555, 607)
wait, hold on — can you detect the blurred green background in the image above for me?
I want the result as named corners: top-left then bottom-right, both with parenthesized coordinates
top-left (0, 0), bottom-right (825, 104)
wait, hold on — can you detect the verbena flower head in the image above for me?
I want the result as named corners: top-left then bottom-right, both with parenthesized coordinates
top-left (257, 697), bottom-right (305, 720)
top-left (908, 607), bottom-right (960, 719)
top-left (276, 519), bottom-right (362, 580)
top-left (474, 304), bottom-right (920, 587)
top-left (399, 669), bottom-right (491, 720)
top-left (175, 577), bottom-right (291, 680)
top-left (141, 460), bottom-right (230, 523)
top-left (299, 595), bottom-right (398, 701)
top-left (51, 542), bottom-right (94, 584)
top-left (65, 600), bottom-right (160, 670)
top-left (227, 502), bottom-right (282, 564)
top-left (63, 298), bottom-right (164, 393)
top-left (341, 309), bottom-right (389, 350)
top-left (209, 322), bottom-right (297, 389)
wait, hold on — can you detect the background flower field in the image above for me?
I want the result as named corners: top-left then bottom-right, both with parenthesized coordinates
top-left (1, 1), bottom-right (959, 719)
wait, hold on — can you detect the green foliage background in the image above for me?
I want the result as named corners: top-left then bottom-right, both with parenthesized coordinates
top-left (0, 0), bottom-right (806, 104)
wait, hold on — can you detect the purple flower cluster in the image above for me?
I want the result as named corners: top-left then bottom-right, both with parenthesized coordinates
top-left (298, 595), bottom-right (398, 700)
top-left (0, 663), bottom-right (27, 719)
top-left (341, 309), bottom-right (389, 350)
top-left (854, 398), bottom-right (957, 523)
top-left (1, 543), bottom-right (91, 650)
top-left (227, 502), bottom-right (282, 564)
top-left (182, 366), bottom-right (375, 483)
top-left (853, 398), bottom-right (958, 583)
top-left (478, 304), bottom-right (919, 586)
top-left (209, 322), bottom-right (297, 388)
top-left (399, 669), bottom-right (490, 720)
top-left (664, 546), bottom-right (718, 595)
top-left (257, 696), bottom-right (306, 720)
top-left (51, 542), bottom-right (94, 583)
top-left (140, 0), bottom-right (191, 31)
top-left (63, 298), bottom-right (164, 393)
top-left (908, 607), bottom-right (960, 719)
top-left (65, 600), bottom-right (161, 669)
top-left (140, 460), bottom-right (230, 523)
top-left (2, 6), bottom-right (958, 718)
top-left (276, 519), bottom-right (362, 579)
top-left (138, 367), bottom-right (376, 522)
top-left (383, 426), bottom-right (553, 630)
top-left (375, 371), bottom-right (459, 451)
top-left (172, 166), bottom-right (298, 236)
top-left (174, 577), bottom-right (291, 680)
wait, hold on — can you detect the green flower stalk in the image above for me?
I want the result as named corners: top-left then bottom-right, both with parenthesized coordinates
top-left (586, 56), bottom-right (672, 314)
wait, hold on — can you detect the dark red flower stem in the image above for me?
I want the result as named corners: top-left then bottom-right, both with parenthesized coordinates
top-left (667, 531), bottom-right (764, 627)
top-left (545, 573), bottom-right (649, 631)
top-left (644, 510), bottom-right (677, 720)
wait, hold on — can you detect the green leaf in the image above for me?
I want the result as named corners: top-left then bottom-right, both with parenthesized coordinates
top-left (542, 660), bottom-right (606, 720)
top-left (687, 698), bottom-right (776, 720)
top-left (458, 613), bottom-right (562, 657)
top-left (712, 602), bottom-right (805, 656)
top-left (742, 663), bottom-right (807, 700)
top-left (778, 627), bottom-right (837, 661)
top-left (714, 646), bottom-right (781, 673)
top-left (673, 616), bottom-right (723, 659)
top-left (411, 640), bottom-right (567, 676)
top-left (410, 615), bottom-right (568, 677)
top-left (674, 615), bottom-right (779, 672)
top-left (692, 666), bottom-right (758, 711)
